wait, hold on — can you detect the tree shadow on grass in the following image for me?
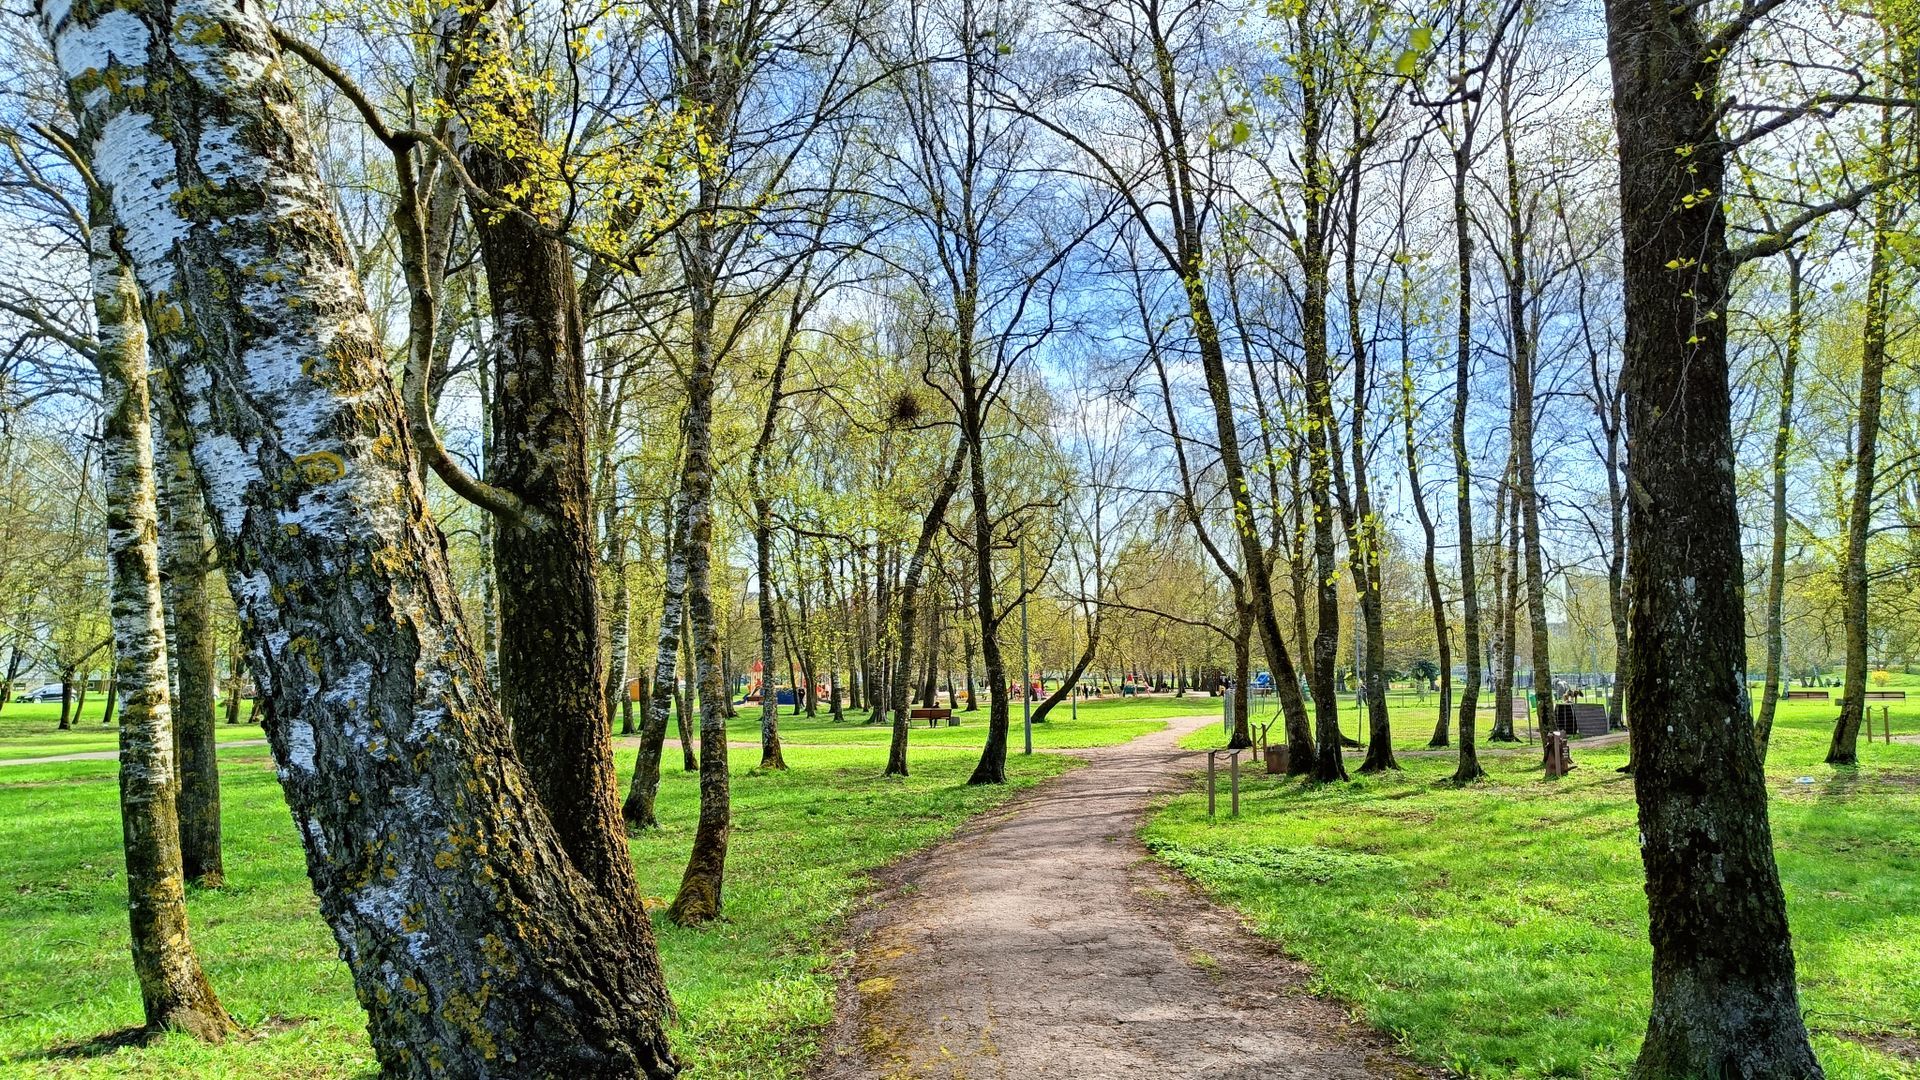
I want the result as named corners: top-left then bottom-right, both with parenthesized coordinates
top-left (17, 1014), bottom-right (323, 1066)
top-left (29, 1025), bottom-right (148, 1060)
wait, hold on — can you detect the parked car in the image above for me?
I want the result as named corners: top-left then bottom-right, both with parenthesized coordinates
top-left (22, 683), bottom-right (66, 703)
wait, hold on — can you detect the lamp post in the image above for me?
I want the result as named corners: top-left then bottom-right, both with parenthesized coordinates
top-left (1069, 600), bottom-right (1078, 722)
top-left (1019, 535), bottom-right (1034, 755)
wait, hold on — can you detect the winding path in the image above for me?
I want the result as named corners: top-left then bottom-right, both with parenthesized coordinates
top-left (810, 713), bottom-right (1433, 1080)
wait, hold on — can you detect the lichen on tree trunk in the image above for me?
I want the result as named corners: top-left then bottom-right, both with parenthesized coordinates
top-left (152, 387), bottom-right (223, 886)
top-left (89, 197), bottom-right (232, 1046)
top-left (40, 1), bottom-right (677, 1070)
top-left (433, 0), bottom-right (640, 913)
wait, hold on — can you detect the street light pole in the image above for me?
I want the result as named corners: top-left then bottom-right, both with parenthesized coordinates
top-left (1019, 535), bottom-right (1033, 755)
top-left (1069, 600), bottom-right (1078, 722)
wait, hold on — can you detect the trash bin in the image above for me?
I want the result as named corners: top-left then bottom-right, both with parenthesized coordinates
top-left (1264, 745), bottom-right (1288, 774)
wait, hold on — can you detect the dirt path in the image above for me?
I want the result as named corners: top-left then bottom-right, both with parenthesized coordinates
top-left (810, 714), bottom-right (1433, 1080)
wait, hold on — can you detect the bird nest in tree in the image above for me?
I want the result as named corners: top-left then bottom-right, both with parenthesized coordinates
top-left (886, 389), bottom-right (924, 427)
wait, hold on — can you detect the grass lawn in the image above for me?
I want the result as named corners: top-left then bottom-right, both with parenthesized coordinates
top-left (0, 702), bottom-right (265, 760)
top-left (1180, 688), bottom-right (1562, 754)
top-left (1146, 698), bottom-right (1920, 1078)
top-left (0, 740), bottom-right (1075, 1077)
top-left (755, 694), bottom-right (1216, 751)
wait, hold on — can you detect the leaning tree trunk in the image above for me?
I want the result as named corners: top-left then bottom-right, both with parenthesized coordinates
top-left (1186, 282), bottom-right (1311, 765)
top-left (624, 495), bottom-right (686, 827)
top-left (1831, 159), bottom-right (1894, 766)
top-left (677, 611), bottom-right (698, 772)
top-left (1402, 334), bottom-right (1452, 748)
top-left (1597, 395), bottom-right (1628, 749)
top-left (964, 388), bottom-right (1014, 786)
top-left (1144, 22), bottom-right (1312, 768)
top-left (887, 444), bottom-right (967, 777)
top-left (0, 645), bottom-right (19, 715)
top-left (153, 389), bottom-right (222, 886)
top-left (90, 200), bottom-right (232, 1045)
top-left (1028, 611), bottom-right (1098, 726)
top-left (1756, 255), bottom-right (1803, 757)
top-left (41, 2), bottom-right (678, 1071)
top-left (1602, 0), bottom-right (1823, 1070)
top-left (1600, 375), bottom-right (1630, 736)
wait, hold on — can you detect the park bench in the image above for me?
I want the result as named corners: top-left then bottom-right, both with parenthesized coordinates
top-left (911, 707), bottom-right (955, 728)
top-left (1552, 702), bottom-right (1610, 738)
top-left (1827, 687), bottom-right (1904, 707)
top-left (1783, 689), bottom-right (1829, 701)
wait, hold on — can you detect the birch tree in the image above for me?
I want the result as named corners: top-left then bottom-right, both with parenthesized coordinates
top-left (38, 0), bottom-right (677, 1071)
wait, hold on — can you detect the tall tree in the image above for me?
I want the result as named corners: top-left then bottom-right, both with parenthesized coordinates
top-left (1493, 48), bottom-right (1549, 739)
top-left (624, 487), bottom-right (686, 828)
top-left (152, 390), bottom-right (222, 885)
top-left (89, 194), bottom-right (232, 1045)
top-left (1601, 0), bottom-right (1828, 1066)
top-left (869, 0), bottom-right (1084, 784)
top-left (41, 0), bottom-right (677, 1069)
top-left (1755, 251), bottom-right (1805, 756)
top-left (1830, 79), bottom-right (1904, 765)
top-left (427, 0), bottom-right (636, 907)
top-left (1331, 98), bottom-right (1398, 774)
top-left (1040, 0), bottom-right (1316, 767)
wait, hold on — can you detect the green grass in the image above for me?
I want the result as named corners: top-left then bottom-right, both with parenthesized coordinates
top-left (0, 741), bottom-right (1075, 1078)
top-left (755, 694), bottom-right (1214, 750)
top-left (0, 702), bottom-right (265, 760)
top-left (1145, 698), bottom-right (1920, 1078)
top-left (1178, 687), bottom-right (1587, 754)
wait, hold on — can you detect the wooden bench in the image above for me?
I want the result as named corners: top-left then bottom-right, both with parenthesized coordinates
top-left (1783, 689), bottom-right (1829, 701)
top-left (1552, 702), bottom-right (1610, 738)
top-left (1835, 687), bottom-right (1896, 707)
top-left (910, 707), bottom-right (955, 728)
